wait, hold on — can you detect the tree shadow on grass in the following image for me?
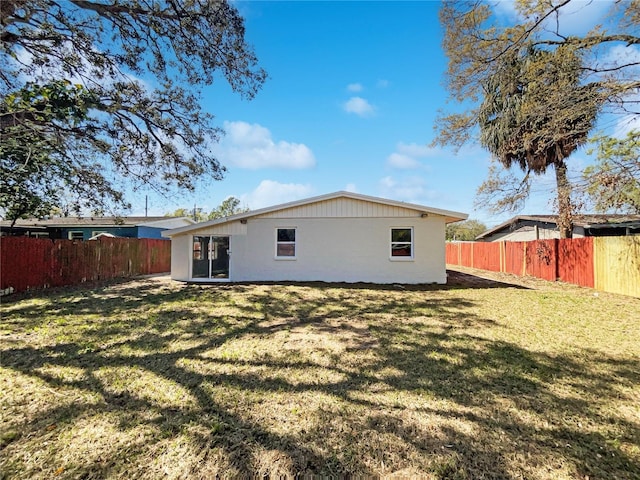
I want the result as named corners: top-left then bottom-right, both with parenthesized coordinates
top-left (1, 277), bottom-right (639, 478)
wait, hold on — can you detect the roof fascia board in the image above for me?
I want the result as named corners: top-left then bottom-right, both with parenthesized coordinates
top-left (137, 216), bottom-right (196, 227)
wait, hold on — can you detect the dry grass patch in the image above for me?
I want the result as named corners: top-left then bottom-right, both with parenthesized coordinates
top-left (1, 270), bottom-right (639, 479)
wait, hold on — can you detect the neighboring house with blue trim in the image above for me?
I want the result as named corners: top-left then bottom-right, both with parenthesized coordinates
top-left (0, 216), bottom-right (195, 240)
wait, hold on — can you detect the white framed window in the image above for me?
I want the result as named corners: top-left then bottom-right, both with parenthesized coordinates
top-left (91, 230), bottom-right (107, 237)
top-left (31, 232), bottom-right (49, 238)
top-left (390, 227), bottom-right (413, 260)
top-left (68, 231), bottom-right (84, 240)
top-left (275, 227), bottom-right (296, 259)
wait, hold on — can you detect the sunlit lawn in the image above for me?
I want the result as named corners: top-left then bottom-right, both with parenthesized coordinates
top-left (1, 269), bottom-right (639, 479)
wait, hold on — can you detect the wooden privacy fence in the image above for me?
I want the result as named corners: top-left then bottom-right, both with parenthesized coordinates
top-left (446, 237), bottom-right (640, 298)
top-left (1, 236), bottom-right (171, 294)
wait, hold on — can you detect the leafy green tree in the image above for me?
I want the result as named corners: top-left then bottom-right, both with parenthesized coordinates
top-left (208, 196), bottom-right (249, 220)
top-left (1, 81), bottom-right (125, 227)
top-left (165, 197), bottom-right (248, 222)
top-left (165, 208), bottom-right (207, 222)
top-left (583, 131), bottom-right (640, 213)
top-left (446, 219), bottom-right (487, 241)
top-left (435, 0), bottom-right (639, 237)
top-left (1, 0), bottom-right (266, 221)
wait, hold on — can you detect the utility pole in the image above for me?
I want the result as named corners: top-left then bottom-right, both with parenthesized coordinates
top-left (145, 195), bottom-right (148, 217)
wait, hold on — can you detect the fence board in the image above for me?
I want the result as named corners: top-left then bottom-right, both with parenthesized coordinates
top-left (558, 238), bottom-right (594, 288)
top-left (459, 243), bottom-right (473, 267)
top-left (1, 237), bottom-right (171, 293)
top-left (470, 242), bottom-right (502, 272)
top-left (446, 237), bottom-right (638, 298)
top-left (594, 236), bottom-right (640, 297)
top-left (525, 239), bottom-right (558, 281)
top-left (445, 243), bottom-right (459, 265)
top-left (504, 241), bottom-right (526, 276)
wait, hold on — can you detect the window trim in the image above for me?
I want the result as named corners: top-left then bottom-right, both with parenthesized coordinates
top-left (390, 227), bottom-right (414, 261)
top-left (275, 227), bottom-right (297, 260)
top-left (68, 230), bottom-right (84, 240)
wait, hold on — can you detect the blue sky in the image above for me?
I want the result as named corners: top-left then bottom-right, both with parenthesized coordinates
top-left (132, 1), bottom-right (638, 227)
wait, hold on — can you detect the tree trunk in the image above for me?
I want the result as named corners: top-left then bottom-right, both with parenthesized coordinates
top-left (554, 160), bottom-right (573, 239)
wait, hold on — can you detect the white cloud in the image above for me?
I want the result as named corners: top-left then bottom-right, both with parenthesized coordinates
top-left (241, 180), bottom-right (314, 209)
top-left (378, 176), bottom-right (439, 204)
top-left (386, 153), bottom-right (421, 169)
top-left (343, 97), bottom-right (375, 117)
top-left (377, 79), bottom-right (389, 88)
top-left (493, 0), bottom-right (614, 36)
top-left (397, 142), bottom-right (435, 157)
top-left (386, 142), bottom-right (440, 169)
top-left (347, 83), bottom-right (363, 92)
top-left (217, 121), bottom-right (316, 169)
top-left (345, 183), bottom-right (358, 193)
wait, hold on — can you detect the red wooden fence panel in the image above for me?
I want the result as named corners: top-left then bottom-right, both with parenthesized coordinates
top-left (459, 243), bottom-right (473, 267)
top-left (504, 241), bottom-right (525, 276)
top-left (524, 239), bottom-right (558, 281)
top-left (445, 243), bottom-right (459, 265)
top-left (445, 237), bottom-right (607, 292)
top-left (470, 242), bottom-right (502, 271)
top-left (558, 237), bottom-right (594, 288)
top-left (1, 237), bottom-right (171, 293)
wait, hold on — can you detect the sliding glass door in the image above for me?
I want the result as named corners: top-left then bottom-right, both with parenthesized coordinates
top-left (192, 236), bottom-right (230, 279)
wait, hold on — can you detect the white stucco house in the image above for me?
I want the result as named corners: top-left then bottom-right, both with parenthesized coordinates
top-left (162, 191), bottom-right (467, 284)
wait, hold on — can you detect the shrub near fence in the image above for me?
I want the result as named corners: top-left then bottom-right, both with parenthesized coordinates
top-left (0, 236), bottom-right (171, 294)
top-left (446, 236), bottom-right (639, 298)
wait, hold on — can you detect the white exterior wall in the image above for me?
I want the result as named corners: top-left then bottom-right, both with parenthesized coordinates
top-left (165, 194), bottom-right (462, 284)
top-left (170, 234), bottom-right (191, 280)
top-left (230, 216), bottom-right (446, 284)
top-left (169, 221), bottom-right (247, 281)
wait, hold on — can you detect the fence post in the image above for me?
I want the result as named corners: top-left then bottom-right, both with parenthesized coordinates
top-left (554, 238), bottom-right (559, 281)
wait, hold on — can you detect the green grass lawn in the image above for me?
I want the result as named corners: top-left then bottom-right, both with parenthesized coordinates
top-left (1, 269), bottom-right (639, 479)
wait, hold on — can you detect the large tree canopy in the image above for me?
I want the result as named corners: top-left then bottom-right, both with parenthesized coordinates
top-left (0, 0), bottom-right (266, 220)
top-left (435, 0), bottom-right (640, 234)
top-left (476, 45), bottom-right (601, 237)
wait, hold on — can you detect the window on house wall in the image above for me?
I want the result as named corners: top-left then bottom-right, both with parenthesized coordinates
top-left (91, 230), bottom-right (107, 237)
top-left (68, 231), bottom-right (84, 240)
top-left (276, 228), bottom-right (296, 258)
top-left (391, 228), bottom-right (413, 259)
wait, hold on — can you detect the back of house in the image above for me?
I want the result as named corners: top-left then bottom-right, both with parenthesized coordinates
top-left (162, 191), bottom-right (467, 284)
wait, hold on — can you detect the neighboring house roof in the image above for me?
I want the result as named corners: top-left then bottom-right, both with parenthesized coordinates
top-left (477, 214), bottom-right (640, 240)
top-left (0, 216), bottom-right (195, 229)
top-left (162, 191), bottom-right (468, 238)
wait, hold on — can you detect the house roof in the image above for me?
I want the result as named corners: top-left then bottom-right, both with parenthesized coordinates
top-left (162, 191), bottom-right (468, 237)
top-left (476, 214), bottom-right (640, 240)
top-left (0, 216), bottom-right (195, 229)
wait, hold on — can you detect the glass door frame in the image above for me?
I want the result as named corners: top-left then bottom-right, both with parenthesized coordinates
top-left (191, 235), bottom-right (230, 281)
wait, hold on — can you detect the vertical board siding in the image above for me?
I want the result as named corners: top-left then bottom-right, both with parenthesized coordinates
top-left (594, 236), bottom-right (640, 297)
top-left (1, 237), bottom-right (171, 293)
top-left (256, 198), bottom-right (420, 218)
top-left (446, 236), bottom-right (638, 297)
